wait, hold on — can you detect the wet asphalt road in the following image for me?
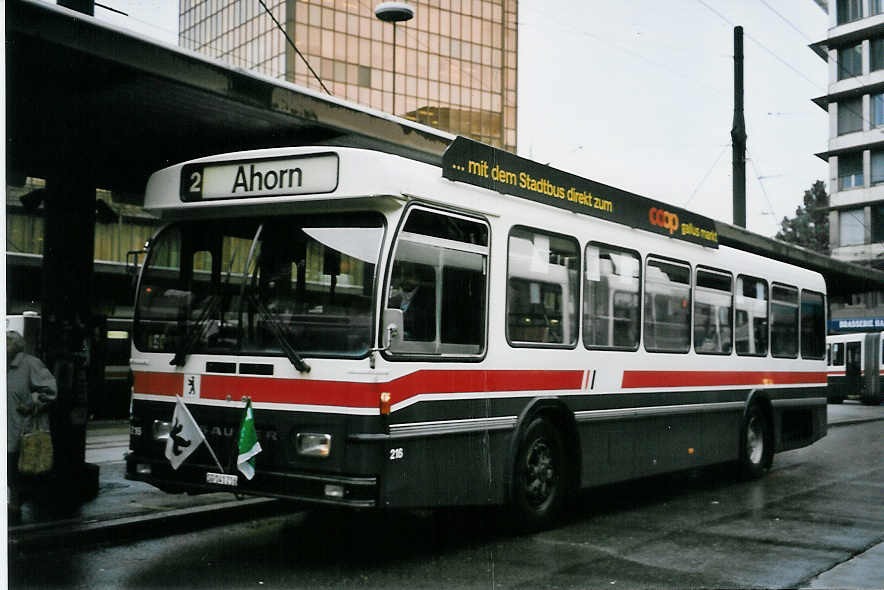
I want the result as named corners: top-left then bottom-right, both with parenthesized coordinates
top-left (9, 420), bottom-right (883, 589)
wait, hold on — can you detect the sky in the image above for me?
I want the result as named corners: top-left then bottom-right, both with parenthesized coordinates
top-left (85, 0), bottom-right (830, 238)
top-left (518, 1), bottom-right (829, 237)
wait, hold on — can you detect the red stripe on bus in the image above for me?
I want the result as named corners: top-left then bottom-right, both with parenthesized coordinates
top-left (133, 369), bottom-right (584, 407)
top-left (133, 371), bottom-right (183, 396)
top-left (621, 370), bottom-right (827, 388)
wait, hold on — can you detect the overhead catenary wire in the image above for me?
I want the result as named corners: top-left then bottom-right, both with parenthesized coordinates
top-left (683, 145), bottom-right (729, 209)
top-left (746, 145), bottom-right (779, 220)
top-left (94, 5), bottom-right (299, 80)
top-left (697, 0), bottom-right (822, 91)
top-left (256, 0), bottom-right (331, 94)
top-left (712, 0), bottom-right (879, 131)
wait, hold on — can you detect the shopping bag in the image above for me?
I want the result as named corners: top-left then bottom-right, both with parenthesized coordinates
top-left (18, 430), bottom-right (53, 475)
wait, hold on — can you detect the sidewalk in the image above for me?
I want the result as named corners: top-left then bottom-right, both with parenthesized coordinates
top-left (7, 421), bottom-right (295, 553)
top-left (8, 402), bottom-right (884, 555)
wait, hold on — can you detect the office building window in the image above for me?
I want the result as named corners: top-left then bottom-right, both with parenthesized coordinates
top-left (838, 43), bottom-right (862, 80)
top-left (872, 150), bottom-right (884, 185)
top-left (357, 65), bottom-right (371, 88)
top-left (839, 208), bottom-right (865, 246)
top-left (874, 93), bottom-right (884, 128)
top-left (838, 97), bottom-right (863, 135)
top-left (872, 38), bottom-right (884, 72)
top-left (839, 152), bottom-right (864, 190)
top-left (871, 204), bottom-right (884, 242)
top-left (837, 0), bottom-right (863, 24)
top-left (874, 0), bottom-right (884, 15)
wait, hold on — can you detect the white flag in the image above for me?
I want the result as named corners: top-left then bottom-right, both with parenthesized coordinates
top-left (165, 396), bottom-right (206, 470)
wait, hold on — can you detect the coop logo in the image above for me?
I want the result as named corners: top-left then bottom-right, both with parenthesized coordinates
top-left (649, 207), bottom-right (680, 235)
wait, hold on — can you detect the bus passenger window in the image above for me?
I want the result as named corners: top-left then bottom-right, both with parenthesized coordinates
top-left (800, 290), bottom-right (825, 359)
top-left (644, 258), bottom-right (691, 353)
top-left (735, 275), bottom-right (768, 356)
top-left (507, 227), bottom-right (579, 346)
top-left (832, 342), bottom-right (844, 365)
top-left (584, 243), bottom-right (640, 350)
top-left (771, 284), bottom-right (799, 358)
top-left (694, 268), bottom-right (733, 355)
top-left (386, 208), bottom-right (488, 356)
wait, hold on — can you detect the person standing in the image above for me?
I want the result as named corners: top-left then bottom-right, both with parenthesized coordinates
top-left (7, 330), bottom-right (57, 522)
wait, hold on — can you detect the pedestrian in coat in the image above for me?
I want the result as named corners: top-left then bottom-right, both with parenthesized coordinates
top-left (7, 330), bottom-right (57, 522)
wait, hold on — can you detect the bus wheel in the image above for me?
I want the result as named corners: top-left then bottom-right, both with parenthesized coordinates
top-left (827, 396), bottom-right (844, 404)
top-left (510, 417), bottom-right (565, 532)
top-left (739, 404), bottom-right (772, 480)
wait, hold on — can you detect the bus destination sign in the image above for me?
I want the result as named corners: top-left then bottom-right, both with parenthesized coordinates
top-left (442, 137), bottom-right (719, 248)
top-left (180, 153), bottom-right (339, 201)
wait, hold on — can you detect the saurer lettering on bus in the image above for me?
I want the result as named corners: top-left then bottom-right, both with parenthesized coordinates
top-left (649, 207), bottom-right (679, 234)
top-left (232, 164), bottom-right (303, 193)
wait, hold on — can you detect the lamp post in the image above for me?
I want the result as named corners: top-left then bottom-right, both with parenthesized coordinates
top-left (374, 2), bottom-right (414, 115)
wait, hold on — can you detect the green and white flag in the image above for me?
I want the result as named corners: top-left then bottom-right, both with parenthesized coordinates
top-left (236, 398), bottom-right (262, 480)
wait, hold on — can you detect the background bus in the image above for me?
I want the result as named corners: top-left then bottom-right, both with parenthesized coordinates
top-left (826, 332), bottom-right (884, 405)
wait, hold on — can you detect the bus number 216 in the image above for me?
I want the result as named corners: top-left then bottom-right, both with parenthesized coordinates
top-left (389, 448), bottom-right (404, 461)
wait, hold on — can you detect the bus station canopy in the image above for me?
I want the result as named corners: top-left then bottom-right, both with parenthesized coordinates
top-left (7, 0), bottom-right (884, 298)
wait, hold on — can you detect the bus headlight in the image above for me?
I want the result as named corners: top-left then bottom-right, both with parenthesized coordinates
top-left (296, 433), bottom-right (331, 457)
top-left (152, 420), bottom-right (171, 440)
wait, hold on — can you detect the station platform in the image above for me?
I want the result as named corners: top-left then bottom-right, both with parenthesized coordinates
top-left (7, 402), bottom-right (884, 575)
top-left (7, 421), bottom-right (296, 554)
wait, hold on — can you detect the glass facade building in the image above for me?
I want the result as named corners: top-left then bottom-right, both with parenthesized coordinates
top-left (179, 0), bottom-right (518, 152)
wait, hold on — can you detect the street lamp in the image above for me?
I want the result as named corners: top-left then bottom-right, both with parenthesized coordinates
top-left (374, 2), bottom-right (414, 115)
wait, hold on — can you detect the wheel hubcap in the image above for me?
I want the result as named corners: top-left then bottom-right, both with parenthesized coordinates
top-left (746, 415), bottom-right (764, 465)
top-left (525, 438), bottom-right (556, 507)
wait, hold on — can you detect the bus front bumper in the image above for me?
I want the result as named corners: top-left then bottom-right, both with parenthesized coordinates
top-left (125, 454), bottom-right (378, 508)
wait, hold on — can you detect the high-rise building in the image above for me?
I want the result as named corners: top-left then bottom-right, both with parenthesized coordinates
top-left (812, 0), bottom-right (884, 327)
top-left (179, 0), bottom-right (518, 152)
top-left (813, 0), bottom-right (884, 264)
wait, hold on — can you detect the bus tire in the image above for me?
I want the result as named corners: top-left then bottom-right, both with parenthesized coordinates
top-left (739, 403), bottom-right (772, 480)
top-left (509, 416), bottom-right (565, 532)
top-left (827, 395), bottom-right (844, 404)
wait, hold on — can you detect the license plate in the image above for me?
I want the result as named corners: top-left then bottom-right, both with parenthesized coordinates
top-left (206, 472), bottom-right (238, 487)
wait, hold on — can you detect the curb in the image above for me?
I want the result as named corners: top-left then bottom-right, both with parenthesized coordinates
top-left (827, 416), bottom-right (884, 428)
top-left (8, 497), bottom-right (300, 554)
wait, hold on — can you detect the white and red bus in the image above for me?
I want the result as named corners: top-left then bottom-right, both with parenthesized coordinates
top-left (126, 137), bottom-right (828, 529)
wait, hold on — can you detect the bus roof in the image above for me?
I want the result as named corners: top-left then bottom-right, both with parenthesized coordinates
top-left (146, 138), bottom-right (719, 250)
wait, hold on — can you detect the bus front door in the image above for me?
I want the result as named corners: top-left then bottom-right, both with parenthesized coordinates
top-left (846, 341), bottom-right (862, 399)
top-left (862, 333), bottom-right (882, 405)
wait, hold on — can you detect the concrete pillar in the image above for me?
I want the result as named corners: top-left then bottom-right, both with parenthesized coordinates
top-left (41, 173), bottom-right (99, 504)
top-left (830, 209), bottom-right (840, 252)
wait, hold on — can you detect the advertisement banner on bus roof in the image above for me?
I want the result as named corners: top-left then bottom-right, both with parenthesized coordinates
top-left (442, 137), bottom-right (719, 248)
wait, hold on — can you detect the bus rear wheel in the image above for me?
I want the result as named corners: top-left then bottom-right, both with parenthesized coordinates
top-left (739, 403), bottom-right (772, 480)
top-left (510, 417), bottom-right (565, 532)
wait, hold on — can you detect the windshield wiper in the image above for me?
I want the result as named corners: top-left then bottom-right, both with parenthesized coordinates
top-left (170, 294), bottom-right (221, 366)
top-left (246, 292), bottom-right (311, 373)
top-left (235, 222), bottom-right (310, 373)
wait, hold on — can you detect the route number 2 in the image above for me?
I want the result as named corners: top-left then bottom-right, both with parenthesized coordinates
top-left (189, 171), bottom-right (202, 194)
top-left (389, 447), bottom-right (404, 461)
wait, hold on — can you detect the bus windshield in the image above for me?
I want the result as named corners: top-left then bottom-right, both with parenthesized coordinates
top-left (133, 212), bottom-right (384, 359)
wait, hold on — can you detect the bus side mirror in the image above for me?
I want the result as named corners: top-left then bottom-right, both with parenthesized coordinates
top-left (383, 308), bottom-right (403, 350)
